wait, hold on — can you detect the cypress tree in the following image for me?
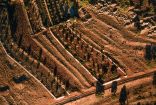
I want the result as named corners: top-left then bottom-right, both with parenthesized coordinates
top-left (153, 72), bottom-right (156, 87)
top-left (43, 57), bottom-right (47, 65)
top-left (132, 12), bottom-right (141, 29)
top-left (65, 80), bottom-right (69, 90)
top-left (145, 44), bottom-right (152, 61)
top-left (54, 66), bottom-right (57, 77)
top-left (56, 80), bottom-right (59, 92)
top-left (38, 48), bottom-right (42, 61)
top-left (152, 45), bottom-right (156, 60)
top-left (18, 34), bottom-right (23, 48)
top-left (111, 64), bottom-right (117, 74)
top-left (20, 49), bottom-right (24, 58)
top-left (102, 54), bottom-right (105, 61)
top-left (27, 44), bottom-right (32, 55)
top-left (37, 48), bottom-right (42, 68)
top-left (119, 85), bottom-right (127, 105)
top-left (111, 81), bottom-right (118, 96)
top-left (96, 75), bottom-right (104, 95)
top-left (102, 64), bottom-right (108, 74)
top-left (7, 3), bottom-right (17, 36)
top-left (37, 61), bottom-right (40, 69)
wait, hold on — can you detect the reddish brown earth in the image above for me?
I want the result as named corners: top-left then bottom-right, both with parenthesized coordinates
top-left (75, 4), bottom-right (156, 75)
top-left (65, 75), bottom-right (155, 105)
top-left (1, 1), bottom-right (156, 105)
top-left (62, 4), bottom-right (156, 105)
top-left (0, 42), bottom-right (54, 105)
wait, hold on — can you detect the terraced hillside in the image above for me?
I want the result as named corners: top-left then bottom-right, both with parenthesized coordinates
top-left (0, 0), bottom-right (156, 105)
top-left (0, 41), bottom-right (54, 105)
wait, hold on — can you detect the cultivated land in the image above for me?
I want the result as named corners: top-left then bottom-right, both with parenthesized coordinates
top-left (0, 0), bottom-right (156, 105)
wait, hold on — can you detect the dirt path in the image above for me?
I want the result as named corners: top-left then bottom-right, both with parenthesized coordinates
top-left (65, 76), bottom-right (153, 105)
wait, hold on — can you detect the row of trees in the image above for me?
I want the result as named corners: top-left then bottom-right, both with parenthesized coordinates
top-left (1, 0), bottom-right (71, 98)
top-left (0, 23), bottom-right (69, 97)
top-left (4, 38), bottom-right (70, 97)
top-left (96, 77), bottom-right (127, 105)
top-left (53, 25), bottom-right (119, 80)
top-left (96, 71), bottom-right (156, 105)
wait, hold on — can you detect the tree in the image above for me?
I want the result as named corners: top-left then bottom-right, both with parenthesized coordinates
top-left (119, 85), bottom-right (127, 105)
top-left (96, 75), bottom-right (104, 95)
top-left (56, 81), bottom-right (59, 92)
top-left (54, 66), bottom-right (57, 77)
top-left (37, 61), bottom-right (40, 69)
top-left (38, 48), bottom-right (42, 61)
top-left (132, 14), bottom-right (141, 30)
top-left (111, 64), bottom-right (117, 73)
top-left (153, 72), bottom-right (156, 87)
top-left (151, 45), bottom-right (156, 60)
top-left (27, 44), bottom-right (31, 55)
top-left (12, 34), bottom-right (17, 42)
top-left (111, 81), bottom-right (118, 96)
top-left (102, 64), bottom-right (108, 74)
top-left (102, 54), bottom-right (105, 61)
top-left (37, 48), bottom-right (42, 68)
top-left (65, 80), bottom-right (69, 90)
top-left (87, 52), bottom-right (91, 61)
top-left (70, 35), bottom-right (74, 42)
top-left (7, 3), bottom-right (17, 36)
top-left (18, 34), bottom-right (23, 48)
top-left (43, 57), bottom-right (47, 65)
top-left (145, 44), bottom-right (152, 61)
top-left (21, 49), bottom-right (24, 58)
top-left (65, 33), bottom-right (68, 40)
